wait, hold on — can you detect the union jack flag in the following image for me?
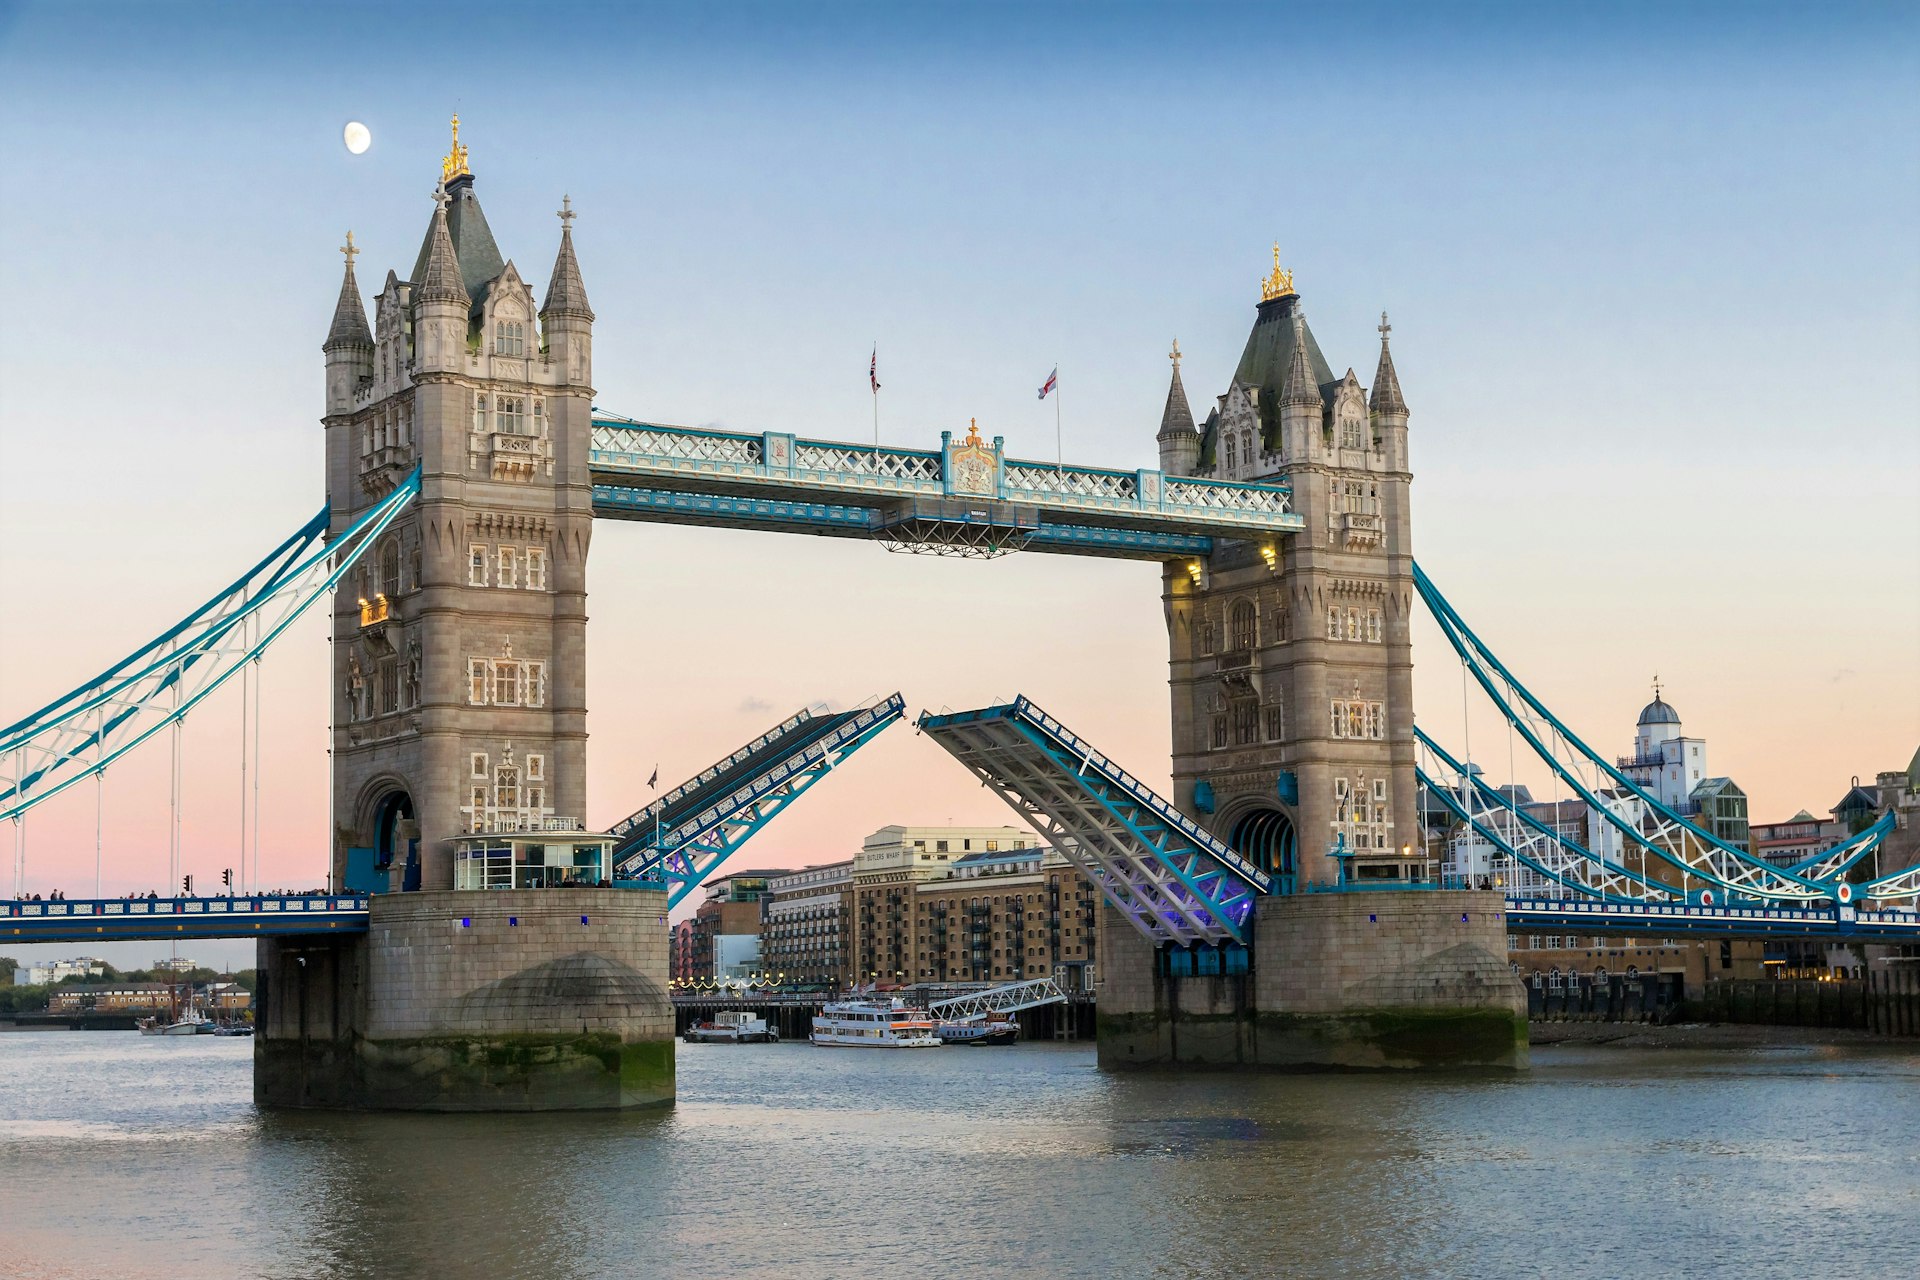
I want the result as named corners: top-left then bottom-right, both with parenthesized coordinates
top-left (1038, 367), bottom-right (1057, 399)
top-left (870, 346), bottom-right (881, 393)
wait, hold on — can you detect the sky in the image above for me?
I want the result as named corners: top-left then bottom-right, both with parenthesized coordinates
top-left (1, 1), bottom-right (1916, 962)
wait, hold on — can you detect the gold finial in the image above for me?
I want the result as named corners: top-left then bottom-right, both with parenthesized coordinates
top-left (963, 417), bottom-right (984, 448)
top-left (1261, 243), bottom-right (1295, 302)
top-left (1169, 338), bottom-right (1182, 367)
top-left (441, 114), bottom-right (470, 183)
top-left (340, 230), bottom-right (358, 268)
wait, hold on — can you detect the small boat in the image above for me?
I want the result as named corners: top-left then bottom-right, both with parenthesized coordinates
top-left (683, 1011), bottom-right (777, 1044)
top-left (138, 1008), bottom-right (210, 1036)
top-left (810, 998), bottom-right (941, 1048)
top-left (936, 1015), bottom-right (1020, 1046)
top-left (213, 1022), bottom-right (255, 1037)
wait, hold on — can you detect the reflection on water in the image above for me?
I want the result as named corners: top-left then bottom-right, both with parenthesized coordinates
top-left (1, 1033), bottom-right (1916, 1279)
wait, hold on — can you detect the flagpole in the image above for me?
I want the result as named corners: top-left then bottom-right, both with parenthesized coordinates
top-left (871, 342), bottom-right (881, 464)
top-left (1055, 369), bottom-right (1062, 469)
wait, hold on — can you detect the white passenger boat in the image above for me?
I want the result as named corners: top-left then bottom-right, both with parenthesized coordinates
top-left (683, 1011), bottom-right (777, 1044)
top-left (809, 998), bottom-right (941, 1048)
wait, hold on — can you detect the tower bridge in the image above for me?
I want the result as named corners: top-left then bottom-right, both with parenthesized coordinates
top-left (5, 124), bottom-right (1914, 1108)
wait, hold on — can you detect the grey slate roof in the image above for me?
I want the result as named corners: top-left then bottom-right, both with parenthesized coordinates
top-left (1370, 332), bottom-right (1406, 414)
top-left (1157, 360), bottom-right (1196, 439)
top-left (541, 225), bottom-right (593, 321)
top-left (323, 258), bottom-right (373, 352)
top-left (411, 173), bottom-right (502, 312)
top-left (413, 191), bottom-right (471, 310)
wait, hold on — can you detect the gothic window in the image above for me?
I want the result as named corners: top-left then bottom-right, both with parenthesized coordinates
top-left (1265, 704), bottom-right (1285, 741)
top-left (1340, 410), bottom-right (1364, 451)
top-left (1200, 618), bottom-right (1217, 655)
top-left (1330, 702), bottom-right (1344, 738)
top-left (469, 786), bottom-right (488, 832)
top-left (1326, 608), bottom-right (1340, 641)
top-left (1224, 436), bottom-right (1238, 474)
top-left (494, 762), bottom-right (520, 811)
top-left (1232, 700), bottom-right (1259, 746)
top-left (496, 396), bottom-right (527, 435)
top-left (525, 661), bottom-right (547, 709)
top-left (526, 754), bottom-right (545, 782)
top-left (380, 542), bottom-right (401, 598)
top-left (493, 660), bottom-right (522, 706)
top-left (378, 657), bottom-right (399, 715)
top-left (497, 547), bottom-right (517, 589)
top-left (468, 658), bottom-right (488, 705)
top-left (525, 547), bottom-right (548, 591)
top-left (495, 320), bottom-right (525, 357)
top-left (1346, 609), bottom-right (1361, 641)
top-left (471, 753), bottom-right (489, 779)
top-left (1230, 599), bottom-right (1256, 651)
top-left (1211, 715), bottom-right (1228, 749)
top-left (469, 546), bottom-right (488, 587)
top-left (1333, 777), bottom-right (1352, 825)
top-left (1366, 610), bottom-right (1383, 644)
top-left (473, 394), bottom-right (488, 434)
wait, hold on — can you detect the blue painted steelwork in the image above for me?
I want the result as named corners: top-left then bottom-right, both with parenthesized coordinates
top-left (1505, 896), bottom-right (1920, 942)
top-left (1, 895), bottom-right (370, 944)
top-left (588, 415), bottom-right (1301, 554)
top-left (611, 695), bottom-right (905, 908)
top-left (1, 468), bottom-right (422, 824)
top-left (1412, 560), bottom-right (1891, 901)
top-left (917, 697), bottom-right (1267, 947)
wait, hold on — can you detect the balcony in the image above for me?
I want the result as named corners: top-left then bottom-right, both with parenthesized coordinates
top-left (489, 431), bottom-right (547, 482)
top-left (1340, 511), bottom-right (1383, 549)
top-left (359, 443), bottom-right (413, 498)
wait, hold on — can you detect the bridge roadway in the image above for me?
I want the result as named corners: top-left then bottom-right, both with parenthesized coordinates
top-left (9, 891), bottom-right (1919, 946)
top-left (2, 894), bottom-right (369, 944)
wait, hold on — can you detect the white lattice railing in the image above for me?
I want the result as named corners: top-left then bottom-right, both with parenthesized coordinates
top-left (1164, 478), bottom-right (1291, 515)
top-left (591, 425), bottom-right (763, 467)
top-left (793, 443), bottom-right (942, 483)
top-left (1002, 464), bottom-right (1138, 501)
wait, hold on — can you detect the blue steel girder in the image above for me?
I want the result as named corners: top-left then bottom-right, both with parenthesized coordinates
top-left (613, 695), bottom-right (905, 908)
top-left (588, 416), bottom-right (1299, 558)
top-left (917, 697), bottom-right (1267, 947)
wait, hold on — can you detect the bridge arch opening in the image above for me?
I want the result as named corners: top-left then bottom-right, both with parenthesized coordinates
top-left (1230, 807), bottom-right (1296, 893)
top-left (373, 789), bottom-right (416, 889)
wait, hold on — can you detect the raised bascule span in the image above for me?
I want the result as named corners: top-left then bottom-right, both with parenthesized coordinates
top-left (918, 697), bottom-right (1270, 947)
top-left (609, 695), bottom-right (906, 907)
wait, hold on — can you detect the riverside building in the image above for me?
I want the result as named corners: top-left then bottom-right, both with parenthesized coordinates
top-left (760, 861), bottom-right (852, 990)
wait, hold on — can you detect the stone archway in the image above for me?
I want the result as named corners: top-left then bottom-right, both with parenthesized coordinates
top-left (373, 789), bottom-right (416, 889)
top-left (1230, 806), bottom-right (1297, 893)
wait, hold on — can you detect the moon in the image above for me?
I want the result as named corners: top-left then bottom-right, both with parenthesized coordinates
top-left (343, 121), bottom-right (371, 155)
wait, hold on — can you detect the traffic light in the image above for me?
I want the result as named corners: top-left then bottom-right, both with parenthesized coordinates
top-left (182, 875), bottom-right (192, 895)
top-left (222, 868), bottom-right (232, 888)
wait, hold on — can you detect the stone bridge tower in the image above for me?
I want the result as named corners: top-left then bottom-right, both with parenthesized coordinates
top-left (321, 121), bottom-right (596, 892)
top-left (1159, 250), bottom-right (1417, 889)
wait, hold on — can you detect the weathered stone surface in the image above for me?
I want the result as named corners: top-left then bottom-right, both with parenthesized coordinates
top-left (256, 888), bottom-right (674, 1111)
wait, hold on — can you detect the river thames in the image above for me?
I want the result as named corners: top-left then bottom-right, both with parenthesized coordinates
top-left (1, 1034), bottom-right (1915, 1279)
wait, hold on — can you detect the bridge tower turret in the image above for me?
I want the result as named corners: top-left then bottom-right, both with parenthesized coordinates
top-left (323, 123), bottom-right (596, 894)
top-left (1156, 339), bottom-right (1200, 476)
top-left (321, 232), bottom-right (373, 416)
top-left (1162, 252), bottom-right (1419, 891)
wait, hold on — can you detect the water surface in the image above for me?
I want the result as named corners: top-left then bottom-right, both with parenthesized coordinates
top-left (1, 1033), bottom-right (1915, 1279)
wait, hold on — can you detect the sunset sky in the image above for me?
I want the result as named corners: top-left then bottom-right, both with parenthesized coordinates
top-left (1, 1), bottom-right (1915, 963)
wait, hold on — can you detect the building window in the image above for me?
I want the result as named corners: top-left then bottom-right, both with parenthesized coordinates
top-left (471, 753), bottom-right (489, 779)
top-left (525, 548), bottom-right (547, 591)
top-left (497, 547), bottom-right (517, 589)
top-left (378, 657), bottom-right (399, 715)
top-left (1346, 609), bottom-right (1361, 641)
top-left (1264, 705), bottom-right (1284, 741)
top-left (1326, 608), bottom-right (1340, 641)
top-left (1333, 777), bottom-right (1352, 825)
top-left (473, 394), bottom-right (488, 434)
top-left (525, 661), bottom-right (547, 709)
top-left (1366, 610), bottom-right (1383, 644)
top-left (469, 545), bottom-right (488, 586)
top-left (495, 320), bottom-right (525, 357)
top-left (494, 763), bottom-right (520, 811)
top-left (1330, 700), bottom-right (1385, 740)
top-left (496, 396), bottom-right (527, 435)
top-left (468, 659), bottom-right (489, 705)
top-left (381, 542), bottom-right (402, 598)
top-left (1211, 714), bottom-right (1228, 749)
top-left (1232, 700), bottom-right (1259, 746)
top-left (1230, 599), bottom-right (1256, 651)
top-left (493, 660), bottom-right (521, 706)
top-left (1200, 619), bottom-right (1216, 655)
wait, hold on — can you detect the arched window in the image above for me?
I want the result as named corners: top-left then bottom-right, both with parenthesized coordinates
top-left (1230, 599), bottom-right (1256, 651)
top-left (380, 541), bottom-right (401, 598)
top-left (495, 320), bottom-right (525, 357)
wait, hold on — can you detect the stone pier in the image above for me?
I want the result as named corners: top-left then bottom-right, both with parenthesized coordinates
top-left (1096, 889), bottom-right (1528, 1071)
top-left (256, 888), bottom-right (674, 1111)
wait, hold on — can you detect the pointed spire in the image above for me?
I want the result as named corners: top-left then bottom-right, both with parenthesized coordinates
top-left (1158, 338), bottom-right (1196, 438)
top-left (1369, 311), bottom-right (1406, 415)
top-left (324, 231), bottom-right (373, 352)
top-left (415, 185), bottom-right (470, 310)
top-left (1282, 316), bottom-right (1322, 409)
top-left (541, 195), bottom-right (594, 321)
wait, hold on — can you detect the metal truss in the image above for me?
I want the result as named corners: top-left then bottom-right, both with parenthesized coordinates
top-left (1416, 730), bottom-right (1677, 904)
top-left (2, 894), bottom-right (371, 944)
top-left (928, 976), bottom-right (1068, 1022)
top-left (1413, 561), bottom-right (1887, 903)
top-left (1, 470), bottom-right (421, 823)
top-left (918, 697), bottom-right (1269, 947)
top-left (1505, 895), bottom-right (1920, 942)
top-left (612, 694), bottom-right (905, 908)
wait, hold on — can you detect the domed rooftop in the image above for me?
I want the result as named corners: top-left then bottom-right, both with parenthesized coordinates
top-left (1637, 694), bottom-right (1681, 727)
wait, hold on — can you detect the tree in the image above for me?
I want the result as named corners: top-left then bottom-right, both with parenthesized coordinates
top-left (0, 956), bottom-right (16, 984)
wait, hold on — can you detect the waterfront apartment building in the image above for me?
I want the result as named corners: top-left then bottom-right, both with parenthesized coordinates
top-left (851, 826), bottom-right (1033, 986)
top-left (1752, 811), bottom-right (1846, 870)
top-left (689, 872), bottom-right (786, 982)
top-left (20, 957), bottom-right (106, 986)
top-left (47, 983), bottom-right (173, 1014)
top-left (669, 919), bottom-right (695, 983)
top-left (912, 846), bottom-right (1101, 990)
top-left (760, 861), bottom-right (852, 990)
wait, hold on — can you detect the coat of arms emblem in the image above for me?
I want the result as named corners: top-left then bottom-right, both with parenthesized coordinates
top-left (950, 418), bottom-right (996, 495)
